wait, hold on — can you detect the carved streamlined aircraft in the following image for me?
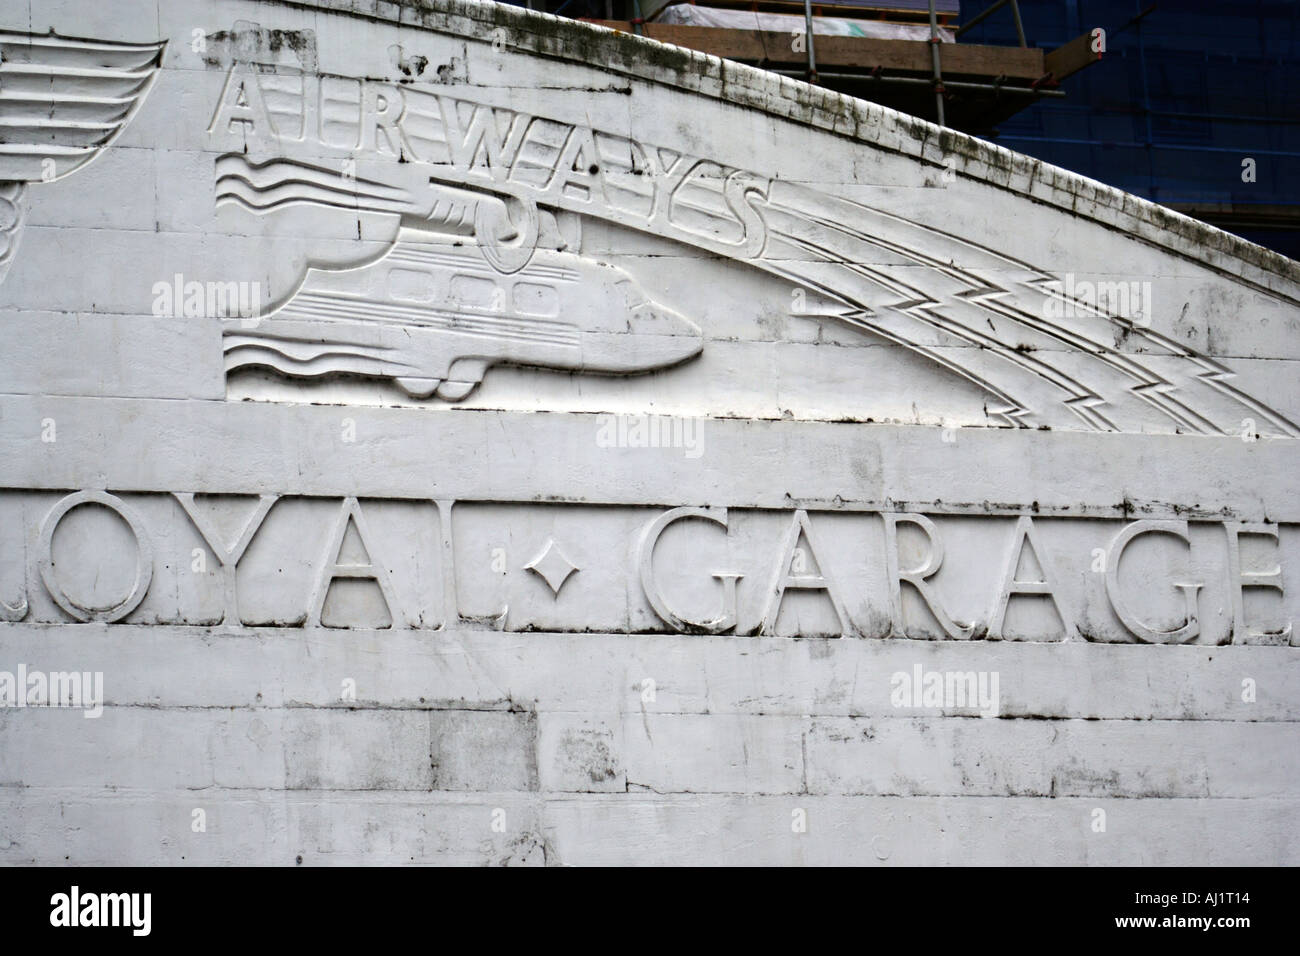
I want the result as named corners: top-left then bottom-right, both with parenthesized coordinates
top-left (215, 154), bottom-right (704, 400)
top-left (0, 31), bottom-right (166, 283)
top-left (214, 121), bottom-right (1299, 434)
top-left (222, 235), bottom-right (705, 400)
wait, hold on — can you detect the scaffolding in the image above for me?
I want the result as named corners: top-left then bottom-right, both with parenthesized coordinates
top-left (588, 0), bottom-right (1100, 134)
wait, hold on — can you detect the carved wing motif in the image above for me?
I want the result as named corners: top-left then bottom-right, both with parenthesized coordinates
top-left (0, 31), bottom-right (166, 182)
top-left (0, 31), bottom-right (165, 283)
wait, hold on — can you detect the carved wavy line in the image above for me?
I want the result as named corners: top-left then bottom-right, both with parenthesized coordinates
top-left (224, 345), bottom-right (421, 376)
top-left (214, 176), bottom-right (413, 216)
top-left (215, 154), bottom-right (412, 201)
top-left (213, 191), bottom-right (386, 219)
top-left (213, 174), bottom-right (404, 206)
top-left (223, 336), bottom-right (400, 364)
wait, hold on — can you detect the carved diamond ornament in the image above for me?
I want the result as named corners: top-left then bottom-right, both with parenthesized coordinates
top-left (524, 538), bottom-right (579, 596)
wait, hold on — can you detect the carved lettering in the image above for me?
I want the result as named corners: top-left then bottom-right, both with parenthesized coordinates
top-left (208, 61), bottom-right (276, 144)
top-left (174, 493), bottom-right (279, 626)
top-left (38, 491), bottom-right (154, 623)
top-left (759, 509), bottom-right (851, 637)
top-left (882, 513), bottom-right (973, 640)
top-left (637, 507), bottom-right (742, 634)
top-left (0, 488), bottom-right (1290, 644)
top-left (307, 497), bottom-right (408, 628)
top-left (988, 516), bottom-right (1072, 640)
top-left (1105, 520), bottom-right (1204, 644)
top-left (1223, 522), bottom-right (1292, 643)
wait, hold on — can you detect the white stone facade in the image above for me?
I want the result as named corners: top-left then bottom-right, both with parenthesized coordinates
top-left (0, 0), bottom-right (1296, 864)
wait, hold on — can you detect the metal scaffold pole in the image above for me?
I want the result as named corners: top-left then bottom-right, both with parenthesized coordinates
top-left (802, 0), bottom-right (818, 84)
top-left (929, 0), bottom-right (945, 126)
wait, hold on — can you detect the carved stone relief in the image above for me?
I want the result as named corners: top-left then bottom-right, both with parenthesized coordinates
top-left (2, 488), bottom-right (1293, 648)
top-left (2, 0), bottom-right (1298, 868)
top-left (0, 31), bottom-right (165, 282)
top-left (200, 44), bottom-right (1299, 435)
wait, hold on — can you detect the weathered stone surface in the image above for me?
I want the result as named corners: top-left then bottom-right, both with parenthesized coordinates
top-left (0, 0), bottom-right (1297, 864)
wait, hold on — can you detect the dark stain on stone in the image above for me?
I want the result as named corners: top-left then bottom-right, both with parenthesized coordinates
top-left (558, 726), bottom-right (620, 787)
top-left (393, 51), bottom-right (428, 77)
top-left (201, 20), bottom-right (318, 72)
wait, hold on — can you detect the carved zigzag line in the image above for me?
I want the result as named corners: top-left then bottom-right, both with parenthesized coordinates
top-left (789, 186), bottom-right (1295, 437)
top-left (817, 209), bottom-right (1183, 430)
top-left (999, 262), bottom-right (1300, 437)
top-left (1187, 351), bottom-right (1299, 437)
top-left (954, 284), bottom-right (1012, 305)
top-left (777, 189), bottom-right (1300, 436)
top-left (1019, 273), bottom-right (1265, 435)
top-left (1016, 273), bottom-right (1201, 424)
top-left (839, 306), bottom-right (1034, 427)
top-left (901, 297), bottom-right (1115, 432)
top-left (764, 260), bottom-right (1031, 426)
top-left (1117, 319), bottom-right (1300, 437)
top-left (943, 280), bottom-right (1122, 432)
top-left (973, 291), bottom-right (1207, 433)
top-left (766, 202), bottom-right (1157, 431)
top-left (775, 196), bottom-right (1269, 436)
top-left (768, 226), bottom-right (1115, 429)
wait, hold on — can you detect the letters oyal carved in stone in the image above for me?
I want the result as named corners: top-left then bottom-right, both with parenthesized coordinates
top-left (5, 489), bottom-right (1292, 647)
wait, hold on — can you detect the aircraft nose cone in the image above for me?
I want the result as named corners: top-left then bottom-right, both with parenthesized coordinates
top-left (581, 300), bottom-right (704, 373)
